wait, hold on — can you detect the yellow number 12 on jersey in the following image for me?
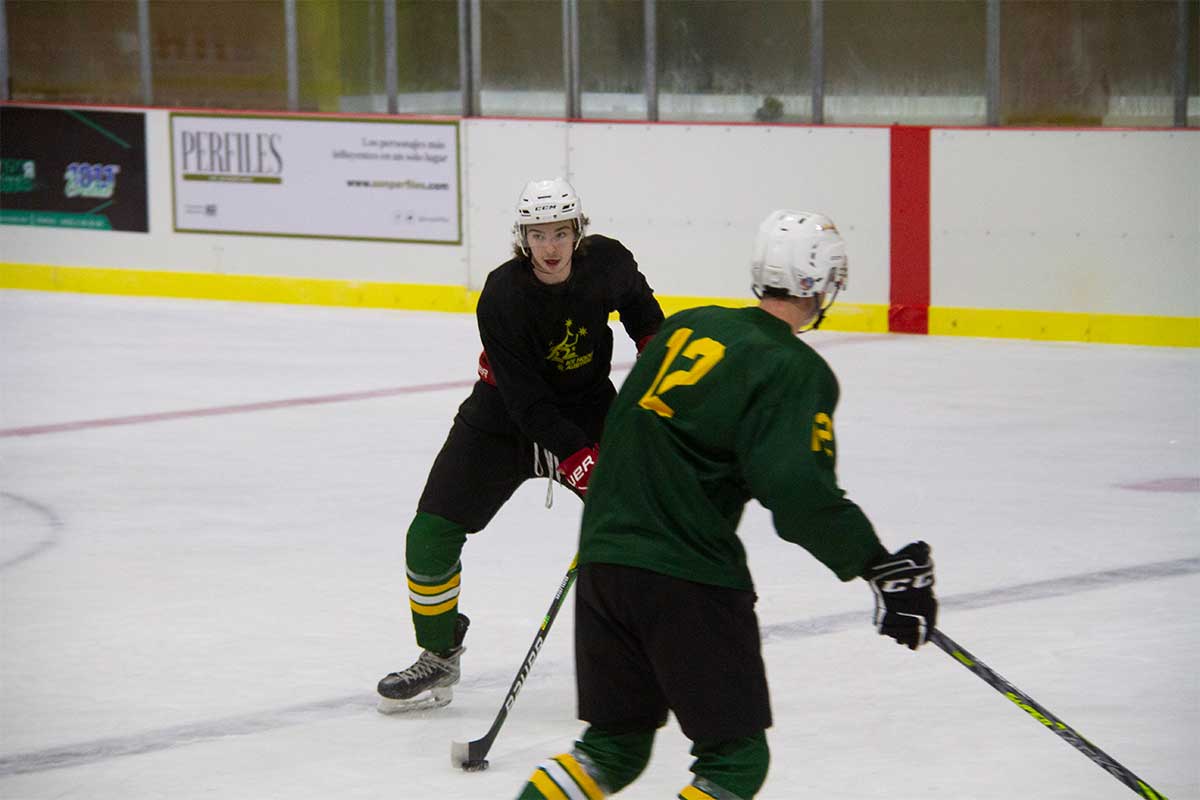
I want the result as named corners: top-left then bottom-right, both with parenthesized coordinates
top-left (637, 327), bottom-right (727, 418)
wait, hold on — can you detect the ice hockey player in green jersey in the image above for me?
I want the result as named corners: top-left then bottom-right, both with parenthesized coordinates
top-left (516, 209), bottom-right (938, 800)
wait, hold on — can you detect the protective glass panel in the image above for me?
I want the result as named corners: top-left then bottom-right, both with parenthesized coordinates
top-left (315, 1), bottom-right (461, 115)
top-left (7, 0), bottom-right (143, 105)
top-left (825, 0), bottom-right (986, 126)
top-left (480, 0), bottom-right (566, 118)
top-left (149, 0), bottom-right (286, 110)
top-left (297, 1), bottom-right (384, 113)
top-left (395, 0), bottom-right (462, 114)
top-left (579, 0), bottom-right (646, 119)
top-left (1002, 0), bottom-right (1182, 126)
top-left (657, 0), bottom-right (812, 123)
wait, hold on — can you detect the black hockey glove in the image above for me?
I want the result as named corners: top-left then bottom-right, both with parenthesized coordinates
top-left (865, 541), bottom-right (937, 650)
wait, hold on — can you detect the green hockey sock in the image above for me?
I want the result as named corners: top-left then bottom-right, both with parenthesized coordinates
top-left (684, 733), bottom-right (770, 799)
top-left (406, 512), bottom-right (468, 652)
top-left (575, 726), bottom-right (656, 793)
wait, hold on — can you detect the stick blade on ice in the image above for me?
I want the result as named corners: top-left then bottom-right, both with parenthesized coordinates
top-left (451, 739), bottom-right (489, 772)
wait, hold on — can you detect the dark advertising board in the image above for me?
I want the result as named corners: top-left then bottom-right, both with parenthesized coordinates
top-left (1, 105), bottom-right (149, 232)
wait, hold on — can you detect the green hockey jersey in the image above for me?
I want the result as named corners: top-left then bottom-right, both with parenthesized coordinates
top-left (578, 305), bottom-right (886, 592)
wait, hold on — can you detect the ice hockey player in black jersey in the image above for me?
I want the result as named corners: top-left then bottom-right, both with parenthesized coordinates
top-left (377, 177), bottom-right (664, 712)
top-left (516, 210), bottom-right (937, 798)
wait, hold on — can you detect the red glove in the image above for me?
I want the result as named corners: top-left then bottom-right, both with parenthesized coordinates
top-left (558, 445), bottom-right (599, 495)
top-left (477, 350), bottom-right (496, 386)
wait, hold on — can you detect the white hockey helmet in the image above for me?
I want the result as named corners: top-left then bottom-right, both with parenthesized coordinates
top-left (750, 209), bottom-right (848, 304)
top-left (512, 177), bottom-right (585, 255)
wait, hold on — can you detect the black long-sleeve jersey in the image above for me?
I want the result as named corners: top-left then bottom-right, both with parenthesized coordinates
top-left (457, 235), bottom-right (664, 461)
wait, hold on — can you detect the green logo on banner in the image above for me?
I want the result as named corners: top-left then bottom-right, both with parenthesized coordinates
top-left (1, 158), bottom-right (36, 193)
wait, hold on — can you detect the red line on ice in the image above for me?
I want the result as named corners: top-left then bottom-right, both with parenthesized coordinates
top-left (0, 378), bottom-right (477, 439)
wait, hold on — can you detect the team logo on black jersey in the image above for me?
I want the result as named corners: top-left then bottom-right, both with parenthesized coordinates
top-left (546, 319), bottom-right (593, 371)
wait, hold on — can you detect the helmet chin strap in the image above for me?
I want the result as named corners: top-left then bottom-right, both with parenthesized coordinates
top-left (753, 288), bottom-right (828, 335)
top-left (795, 307), bottom-right (823, 334)
top-left (800, 287), bottom-right (840, 333)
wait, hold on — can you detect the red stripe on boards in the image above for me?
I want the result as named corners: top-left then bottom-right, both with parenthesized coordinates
top-left (888, 125), bottom-right (931, 334)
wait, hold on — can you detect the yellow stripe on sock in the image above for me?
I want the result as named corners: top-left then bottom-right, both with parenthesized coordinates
top-left (407, 573), bottom-right (461, 595)
top-left (554, 754), bottom-right (605, 799)
top-left (679, 785), bottom-right (717, 800)
top-left (530, 769), bottom-right (571, 800)
top-left (409, 596), bottom-right (458, 616)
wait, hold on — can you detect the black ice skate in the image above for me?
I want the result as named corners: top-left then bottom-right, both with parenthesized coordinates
top-left (377, 614), bottom-right (470, 713)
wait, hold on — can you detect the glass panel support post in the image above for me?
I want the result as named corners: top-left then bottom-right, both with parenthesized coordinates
top-left (564, 0), bottom-right (580, 119)
top-left (384, 0), bottom-right (398, 114)
top-left (986, 0), bottom-right (1000, 126)
top-left (1175, 0), bottom-right (1192, 127)
top-left (644, 0), bottom-right (657, 121)
top-left (0, 0), bottom-right (7, 103)
top-left (810, 0), bottom-right (824, 124)
top-left (458, 0), bottom-right (477, 116)
top-left (284, 0), bottom-right (299, 110)
top-left (138, 0), bottom-right (153, 106)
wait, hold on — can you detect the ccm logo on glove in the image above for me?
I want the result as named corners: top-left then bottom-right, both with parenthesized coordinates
top-left (874, 572), bottom-right (935, 593)
top-left (558, 445), bottom-right (598, 494)
top-left (865, 541), bottom-right (937, 650)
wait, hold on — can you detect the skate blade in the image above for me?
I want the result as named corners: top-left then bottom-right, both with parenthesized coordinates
top-left (376, 685), bottom-right (453, 714)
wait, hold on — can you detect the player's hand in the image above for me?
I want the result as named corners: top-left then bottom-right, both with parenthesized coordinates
top-left (865, 541), bottom-right (937, 650)
top-left (477, 350), bottom-right (496, 385)
top-left (558, 445), bottom-right (599, 495)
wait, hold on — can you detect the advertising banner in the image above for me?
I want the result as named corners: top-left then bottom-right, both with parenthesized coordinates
top-left (0, 106), bottom-right (149, 232)
top-left (171, 114), bottom-right (461, 244)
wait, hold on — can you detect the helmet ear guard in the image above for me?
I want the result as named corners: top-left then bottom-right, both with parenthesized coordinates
top-left (750, 210), bottom-right (848, 329)
top-left (512, 177), bottom-right (586, 256)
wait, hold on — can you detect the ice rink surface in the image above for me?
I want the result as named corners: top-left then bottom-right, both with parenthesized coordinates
top-left (1, 290), bottom-right (1196, 799)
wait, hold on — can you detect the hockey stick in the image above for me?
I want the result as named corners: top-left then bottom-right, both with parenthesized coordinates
top-left (929, 628), bottom-right (1168, 799)
top-left (451, 555), bottom-right (579, 772)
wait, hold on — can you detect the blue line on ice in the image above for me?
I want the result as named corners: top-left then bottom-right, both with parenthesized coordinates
top-left (1, 555), bottom-right (1195, 778)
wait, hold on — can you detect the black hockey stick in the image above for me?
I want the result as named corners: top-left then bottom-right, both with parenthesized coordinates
top-left (929, 628), bottom-right (1168, 799)
top-left (451, 556), bottom-right (579, 772)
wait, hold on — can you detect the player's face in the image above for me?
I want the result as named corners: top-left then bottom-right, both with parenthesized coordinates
top-left (525, 221), bottom-right (576, 285)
